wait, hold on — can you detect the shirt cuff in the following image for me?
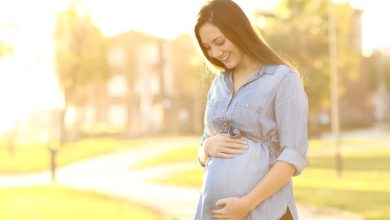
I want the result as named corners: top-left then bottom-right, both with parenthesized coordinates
top-left (276, 148), bottom-right (306, 176)
top-left (197, 156), bottom-right (206, 168)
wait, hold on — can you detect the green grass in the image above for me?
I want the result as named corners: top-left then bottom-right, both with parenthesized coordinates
top-left (130, 144), bottom-right (198, 169)
top-left (0, 185), bottom-right (168, 220)
top-left (149, 167), bottom-right (202, 187)
top-left (0, 138), bottom-right (146, 174)
top-left (136, 139), bottom-right (390, 220)
top-left (310, 138), bottom-right (390, 149)
top-left (307, 148), bottom-right (390, 172)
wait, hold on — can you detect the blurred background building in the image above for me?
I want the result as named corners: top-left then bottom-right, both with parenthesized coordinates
top-left (79, 31), bottom-right (205, 138)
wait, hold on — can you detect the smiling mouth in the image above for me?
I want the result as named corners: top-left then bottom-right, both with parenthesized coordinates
top-left (220, 54), bottom-right (230, 63)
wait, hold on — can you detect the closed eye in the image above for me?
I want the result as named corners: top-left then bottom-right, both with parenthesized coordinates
top-left (215, 39), bottom-right (225, 46)
top-left (202, 36), bottom-right (225, 49)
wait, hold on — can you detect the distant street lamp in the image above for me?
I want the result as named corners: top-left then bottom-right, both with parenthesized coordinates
top-left (40, 131), bottom-right (57, 183)
top-left (375, 49), bottom-right (389, 127)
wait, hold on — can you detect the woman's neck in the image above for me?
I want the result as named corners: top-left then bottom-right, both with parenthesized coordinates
top-left (233, 56), bottom-right (263, 78)
top-left (231, 57), bottom-right (263, 95)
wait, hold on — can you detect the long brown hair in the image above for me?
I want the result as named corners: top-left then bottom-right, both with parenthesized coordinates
top-left (195, 0), bottom-right (286, 72)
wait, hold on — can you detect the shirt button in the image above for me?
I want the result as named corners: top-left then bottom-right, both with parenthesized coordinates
top-left (245, 104), bottom-right (249, 107)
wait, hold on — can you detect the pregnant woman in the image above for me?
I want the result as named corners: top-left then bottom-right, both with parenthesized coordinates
top-left (194, 1), bottom-right (308, 220)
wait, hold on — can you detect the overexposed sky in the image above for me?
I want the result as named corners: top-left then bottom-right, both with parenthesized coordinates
top-left (355, 0), bottom-right (390, 55)
top-left (1, 0), bottom-right (389, 51)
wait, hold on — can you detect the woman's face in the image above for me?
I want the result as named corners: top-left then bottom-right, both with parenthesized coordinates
top-left (198, 23), bottom-right (243, 69)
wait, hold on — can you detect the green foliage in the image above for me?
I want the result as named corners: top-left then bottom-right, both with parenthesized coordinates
top-left (262, 0), bottom-right (362, 114)
top-left (53, 4), bottom-right (109, 105)
top-left (0, 185), bottom-right (165, 220)
top-left (170, 34), bottom-right (203, 97)
top-left (53, 3), bottom-right (110, 143)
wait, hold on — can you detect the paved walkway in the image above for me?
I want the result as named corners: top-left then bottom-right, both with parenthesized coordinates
top-left (320, 126), bottom-right (390, 140)
top-left (0, 135), bottom-right (368, 220)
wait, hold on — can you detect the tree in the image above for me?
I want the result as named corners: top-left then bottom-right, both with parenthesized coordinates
top-left (169, 34), bottom-right (205, 133)
top-left (53, 2), bottom-right (109, 143)
top-left (258, 0), bottom-right (362, 134)
top-left (1, 36), bottom-right (15, 154)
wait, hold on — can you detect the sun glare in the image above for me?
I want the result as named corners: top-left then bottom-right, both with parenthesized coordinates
top-left (361, 3), bottom-right (390, 55)
top-left (348, 0), bottom-right (390, 55)
top-left (0, 0), bottom-right (64, 132)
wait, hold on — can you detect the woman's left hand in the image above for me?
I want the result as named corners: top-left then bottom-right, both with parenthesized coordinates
top-left (211, 197), bottom-right (251, 220)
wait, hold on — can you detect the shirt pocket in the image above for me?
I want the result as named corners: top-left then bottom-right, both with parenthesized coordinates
top-left (232, 101), bottom-right (262, 136)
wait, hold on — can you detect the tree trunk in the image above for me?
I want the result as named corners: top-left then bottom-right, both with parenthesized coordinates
top-left (59, 106), bottom-right (68, 146)
top-left (7, 122), bottom-right (20, 155)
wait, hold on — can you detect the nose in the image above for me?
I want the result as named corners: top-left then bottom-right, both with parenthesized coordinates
top-left (210, 48), bottom-right (223, 59)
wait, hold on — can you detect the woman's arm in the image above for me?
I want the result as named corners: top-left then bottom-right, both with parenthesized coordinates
top-left (243, 161), bottom-right (295, 209)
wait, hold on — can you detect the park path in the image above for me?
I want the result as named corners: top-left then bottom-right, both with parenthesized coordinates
top-left (2, 128), bottom-right (386, 219)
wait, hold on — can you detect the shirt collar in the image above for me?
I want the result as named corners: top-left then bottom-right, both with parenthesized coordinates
top-left (261, 64), bottom-right (279, 76)
top-left (223, 64), bottom-right (279, 90)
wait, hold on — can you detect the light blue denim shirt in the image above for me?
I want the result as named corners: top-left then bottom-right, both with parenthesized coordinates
top-left (194, 64), bottom-right (308, 220)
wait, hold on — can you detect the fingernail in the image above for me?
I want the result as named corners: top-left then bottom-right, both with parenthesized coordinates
top-left (231, 155), bottom-right (234, 158)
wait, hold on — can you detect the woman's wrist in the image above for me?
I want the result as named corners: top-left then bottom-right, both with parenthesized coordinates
top-left (203, 139), bottom-right (210, 156)
top-left (242, 193), bottom-right (261, 211)
top-left (198, 142), bottom-right (210, 166)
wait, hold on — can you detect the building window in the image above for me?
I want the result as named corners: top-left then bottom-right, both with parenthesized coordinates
top-left (107, 105), bottom-right (127, 126)
top-left (107, 74), bottom-right (128, 96)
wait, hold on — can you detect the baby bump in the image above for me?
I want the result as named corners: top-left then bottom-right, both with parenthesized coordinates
top-left (201, 141), bottom-right (269, 203)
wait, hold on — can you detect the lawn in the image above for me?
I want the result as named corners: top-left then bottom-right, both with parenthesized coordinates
top-left (130, 144), bottom-right (199, 169)
top-left (0, 138), bottom-right (148, 173)
top-left (0, 185), bottom-right (168, 220)
top-left (133, 139), bottom-right (390, 220)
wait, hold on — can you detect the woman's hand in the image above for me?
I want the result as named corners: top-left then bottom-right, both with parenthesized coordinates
top-left (204, 133), bottom-right (247, 158)
top-left (212, 197), bottom-right (252, 220)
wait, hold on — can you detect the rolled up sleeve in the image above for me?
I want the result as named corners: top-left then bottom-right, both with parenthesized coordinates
top-left (198, 127), bottom-right (210, 168)
top-left (200, 126), bottom-right (210, 151)
top-left (200, 79), bottom-right (215, 147)
top-left (275, 72), bottom-right (308, 176)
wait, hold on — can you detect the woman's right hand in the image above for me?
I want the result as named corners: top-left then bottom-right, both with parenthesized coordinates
top-left (203, 133), bottom-right (247, 158)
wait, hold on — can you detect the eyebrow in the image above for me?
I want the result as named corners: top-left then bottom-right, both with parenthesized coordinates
top-left (202, 36), bottom-right (224, 47)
